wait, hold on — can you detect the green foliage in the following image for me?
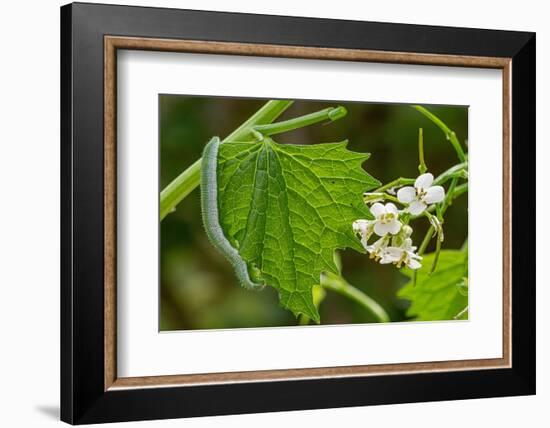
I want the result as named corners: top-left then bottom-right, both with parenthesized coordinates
top-left (214, 137), bottom-right (380, 321)
top-left (398, 248), bottom-right (468, 321)
top-left (160, 97), bottom-right (469, 331)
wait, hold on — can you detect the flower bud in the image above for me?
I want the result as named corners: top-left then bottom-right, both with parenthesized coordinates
top-left (402, 225), bottom-right (413, 238)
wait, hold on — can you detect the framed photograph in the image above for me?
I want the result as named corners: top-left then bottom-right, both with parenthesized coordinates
top-left (60, 2), bottom-right (535, 424)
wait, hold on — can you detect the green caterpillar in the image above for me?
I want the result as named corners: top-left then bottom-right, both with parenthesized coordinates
top-left (200, 137), bottom-right (265, 290)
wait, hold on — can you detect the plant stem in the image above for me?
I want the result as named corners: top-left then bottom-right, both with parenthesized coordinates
top-left (160, 100), bottom-right (293, 220)
top-left (411, 183), bottom-right (466, 279)
top-left (418, 127), bottom-right (427, 173)
top-left (321, 271), bottom-right (390, 323)
top-left (441, 177), bottom-right (458, 214)
top-left (160, 159), bottom-right (202, 220)
top-left (253, 106), bottom-right (347, 137)
top-left (412, 105), bottom-right (466, 163)
top-left (363, 192), bottom-right (401, 205)
top-left (418, 225), bottom-right (435, 256)
top-left (453, 182), bottom-right (468, 198)
top-left (413, 222), bottom-right (435, 285)
top-left (433, 162), bottom-right (468, 185)
top-left (381, 194), bottom-right (401, 204)
top-left (418, 176), bottom-right (458, 254)
top-left (414, 175), bottom-right (460, 285)
top-left (430, 235), bottom-right (442, 273)
top-left (374, 177), bottom-right (415, 193)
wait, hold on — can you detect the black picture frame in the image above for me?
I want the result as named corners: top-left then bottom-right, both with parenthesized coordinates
top-left (61, 2), bottom-right (535, 424)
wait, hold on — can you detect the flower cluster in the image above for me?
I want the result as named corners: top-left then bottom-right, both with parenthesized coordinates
top-left (353, 173), bottom-right (445, 270)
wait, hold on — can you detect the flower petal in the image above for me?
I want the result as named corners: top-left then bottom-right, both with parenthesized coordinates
top-left (385, 247), bottom-right (403, 260)
top-left (387, 219), bottom-right (402, 235)
top-left (397, 186), bottom-right (416, 203)
top-left (415, 172), bottom-right (434, 190)
top-left (423, 185), bottom-right (445, 204)
top-left (367, 237), bottom-right (388, 254)
top-left (352, 219), bottom-right (370, 235)
top-left (407, 259), bottom-right (422, 270)
top-left (374, 221), bottom-right (390, 236)
top-left (379, 256), bottom-right (394, 264)
top-left (380, 249), bottom-right (400, 264)
top-left (370, 202), bottom-right (385, 218)
top-left (410, 252), bottom-right (422, 261)
top-left (407, 200), bottom-right (427, 215)
top-left (385, 202), bottom-right (398, 215)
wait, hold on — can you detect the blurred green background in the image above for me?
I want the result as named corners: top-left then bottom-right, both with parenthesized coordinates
top-left (160, 96), bottom-right (468, 331)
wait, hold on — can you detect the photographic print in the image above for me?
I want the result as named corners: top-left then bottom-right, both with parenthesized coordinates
top-left (61, 6), bottom-right (534, 422)
top-left (160, 96), bottom-right (468, 331)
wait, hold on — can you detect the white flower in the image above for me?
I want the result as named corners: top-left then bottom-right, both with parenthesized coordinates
top-left (352, 219), bottom-right (374, 248)
top-left (353, 217), bottom-right (422, 269)
top-left (370, 202), bottom-right (402, 236)
top-left (380, 238), bottom-right (422, 270)
top-left (397, 173), bottom-right (445, 215)
top-left (365, 235), bottom-right (391, 261)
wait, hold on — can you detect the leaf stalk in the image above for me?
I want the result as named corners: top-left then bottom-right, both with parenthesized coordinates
top-left (253, 106), bottom-right (347, 138)
top-left (412, 105), bottom-right (466, 163)
top-left (160, 100), bottom-right (294, 220)
top-left (321, 271), bottom-right (390, 323)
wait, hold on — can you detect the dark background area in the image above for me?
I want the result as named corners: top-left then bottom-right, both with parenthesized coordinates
top-left (160, 96), bottom-right (468, 331)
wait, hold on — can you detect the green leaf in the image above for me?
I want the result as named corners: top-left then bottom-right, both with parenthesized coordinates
top-left (208, 137), bottom-right (379, 321)
top-left (398, 248), bottom-right (468, 321)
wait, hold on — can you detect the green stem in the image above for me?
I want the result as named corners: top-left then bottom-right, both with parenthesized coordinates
top-left (433, 162), bottom-right (468, 185)
top-left (412, 105), bottom-right (466, 163)
top-left (441, 177), bottom-right (458, 214)
top-left (418, 176), bottom-right (458, 255)
top-left (160, 159), bottom-right (202, 220)
top-left (418, 225), bottom-right (435, 256)
top-left (431, 237), bottom-right (442, 273)
top-left (160, 100), bottom-right (293, 220)
top-left (418, 127), bottom-right (427, 173)
top-left (363, 192), bottom-right (401, 205)
top-left (413, 222), bottom-right (434, 285)
top-left (381, 194), bottom-right (401, 204)
top-left (453, 182), bottom-right (468, 198)
top-left (424, 210), bottom-right (445, 274)
top-left (321, 271), bottom-right (390, 323)
top-left (375, 177), bottom-right (415, 193)
top-left (253, 106), bottom-right (347, 137)
top-left (415, 176), bottom-right (459, 283)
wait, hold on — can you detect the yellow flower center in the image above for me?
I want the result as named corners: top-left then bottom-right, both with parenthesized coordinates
top-left (380, 213), bottom-right (395, 224)
top-left (417, 188), bottom-right (427, 199)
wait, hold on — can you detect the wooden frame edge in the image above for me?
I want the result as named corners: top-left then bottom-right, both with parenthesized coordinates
top-left (110, 357), bottom-right (508, 390)
top-left (103, 35), bottom-right (512, 391)
top-left (106, 35), bottom-right (511, 68)
top-left (502, 61), bottom-right (513, 369)
top-left (104, 36), bottom-right (117, 390)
